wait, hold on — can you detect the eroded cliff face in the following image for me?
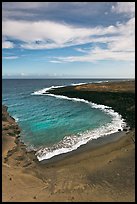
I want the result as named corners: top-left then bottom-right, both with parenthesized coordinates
top-left (2, 105), bottom-right (21, 138)
top-left (2, 105), bottom-right (21, 159)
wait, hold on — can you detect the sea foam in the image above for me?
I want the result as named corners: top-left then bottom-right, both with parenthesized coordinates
top-left (32, 83), bottom-right (126, 161)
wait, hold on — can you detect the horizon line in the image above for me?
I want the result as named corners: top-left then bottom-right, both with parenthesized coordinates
top-left (2, 77), bottom-right (135, 80)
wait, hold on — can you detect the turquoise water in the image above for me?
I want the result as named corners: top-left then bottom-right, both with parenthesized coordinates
top-left (2, 79), bottom-right (125, 160)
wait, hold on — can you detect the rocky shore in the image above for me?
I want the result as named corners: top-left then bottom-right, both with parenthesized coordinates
top-left (47, 80), bottom-right (135, 129)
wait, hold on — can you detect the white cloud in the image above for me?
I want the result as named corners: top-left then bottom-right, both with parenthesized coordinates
top-left (3, 56), bottom-right (18, 59)
top-left (2, 20), bottom-right (73, 42)
top-left (53, 48), bottom-right (135, 63)
top-left (2, 40), bottom-right (14, 48)
top-left (2, 18), bottom-right (134, 51)
top-left (21, 72), bottom-right (25, 76)
top-left (111, 2), bottom-right (135, 16)
top-left (50, 17), bottom-right (135, 63)
top-left (49, 60), bottom-right (65, 64)
top-left (2, 19), bottom-right (120, 50)
top-left (2, 15), bottom-right (135, 63)
top-left (75, 48), bottom-right (89, 53)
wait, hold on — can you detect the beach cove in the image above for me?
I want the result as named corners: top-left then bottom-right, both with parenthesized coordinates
top-left (2, 80), bottom-right (135, 202)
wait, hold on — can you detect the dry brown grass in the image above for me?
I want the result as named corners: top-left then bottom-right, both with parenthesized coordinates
top-left (75, 81), bottom-right (135, 92)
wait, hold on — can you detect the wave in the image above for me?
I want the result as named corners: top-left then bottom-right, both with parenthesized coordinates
top-left (35, 106), bottom-right (125, 161)
top-left (96, 80), bottom-right (109, 83)
top-left (13, 115), bottom-right (19, 122)
top-left (3, 98), bottom-right (9, 101)
top-left (71, 82), bottom-right (87, 86)
top-left (31, 80), bottom-right (110, 96)
top-left (31, 85), bottom-right (65, 95)
top-left (31, 83), bottom-right (126, 161)
top-left (8, 103), bottom-right (24, 108)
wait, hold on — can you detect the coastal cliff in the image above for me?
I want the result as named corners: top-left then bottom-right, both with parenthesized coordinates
top-left (2, 105), bottom-right (21, 159)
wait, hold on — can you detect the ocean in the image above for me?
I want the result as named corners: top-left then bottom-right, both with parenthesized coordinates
top-left (2, 79), bottom-right (126, 161)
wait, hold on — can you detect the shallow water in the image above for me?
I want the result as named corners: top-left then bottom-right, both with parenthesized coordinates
top-left (2, 79), bottom-right (126, 160)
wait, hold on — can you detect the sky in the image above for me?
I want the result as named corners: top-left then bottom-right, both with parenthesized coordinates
top-left (2, 2), bottom-right (135, 78)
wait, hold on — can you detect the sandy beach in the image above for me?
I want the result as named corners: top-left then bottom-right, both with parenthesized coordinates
top-left (2, 80), bottom-right (135, 202)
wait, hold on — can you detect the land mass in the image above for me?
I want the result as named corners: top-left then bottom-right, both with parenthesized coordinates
top-left (2, 80), bottom-right (135, 202)
top-left (48, 80), bottom-right (135, 129)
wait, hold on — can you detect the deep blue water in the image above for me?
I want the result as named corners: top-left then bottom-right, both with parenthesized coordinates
top-left (2, 79), bottom-right (125, 160)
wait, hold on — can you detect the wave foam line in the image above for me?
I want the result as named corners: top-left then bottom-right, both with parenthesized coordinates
top-left (31, 84), bottom-right (126, 161)
top-left (36, 109), bottom-right (125, 161)
top-left (31, 85), bottom-right (64, 95)
top-left (31, 80), bottom-right (110, 96)
top-left (34, 100), bottom-right (126, 161)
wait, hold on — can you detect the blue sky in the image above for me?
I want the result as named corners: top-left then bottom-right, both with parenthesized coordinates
top-left (2, 2), bottom-right (135, 78)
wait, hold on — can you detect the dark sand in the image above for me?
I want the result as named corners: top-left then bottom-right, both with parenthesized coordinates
top-left (2, 80), bottom-right (135, 202)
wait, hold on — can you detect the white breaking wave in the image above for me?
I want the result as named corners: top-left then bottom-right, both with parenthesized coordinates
top-left (13, 115), bottom-right (19, 122)
top-left (71, 82), bottom-right (87, 86)
top-left (31, 83), bottom-right (126, 161)
top-left (31, 80), bottom-right (110, 96)
top-left (31, 83), bottom-right (86, 95)
top-left (31, 85), bottom-right (64, 95)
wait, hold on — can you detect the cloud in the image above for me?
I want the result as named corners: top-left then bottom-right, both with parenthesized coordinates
top-left (2, 2), bottom-right (112, 22)
top-left (75, 48), bottom-right (89, 53)
top-left (54, 47), bottom-right (134, 63)
top-left (21, 72), bottom-right (25, 76)
top-left (49, 60), bottom-right (65, 64)
top-left (49, 17), bottom-right (135, 63)
top-left (1, 20), bottom-right (107, 49)
top-left (2, 40), bottom-right (14, 48)
top-left (3, 2), bottom-right (54, 10)
top-left (2, 3), bottom-right (135, 64)
top-left (3, 56), bottom-right (19, 59)
top-left (111, 2), bottom-right (135, 17)
top-left (3, 19), bottom-right (116, 42)
top-left (2, 18), bottom-right (132, 50)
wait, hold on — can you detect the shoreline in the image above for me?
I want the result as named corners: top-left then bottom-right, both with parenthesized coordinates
top-left (2, 80), bottom-right (135, 202)
top-left (2, 104), bottom-right (131, 163)
top-left (40, 130), bottom-right (126, 164)
top-left (2, 110), bottom-right (135, 201)
top-left (2, 104), bottom-right (127, 164)
top-left (48, 80), bottom-right (135, 129)
top-left (33, 80), bottom-right (132, 161)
